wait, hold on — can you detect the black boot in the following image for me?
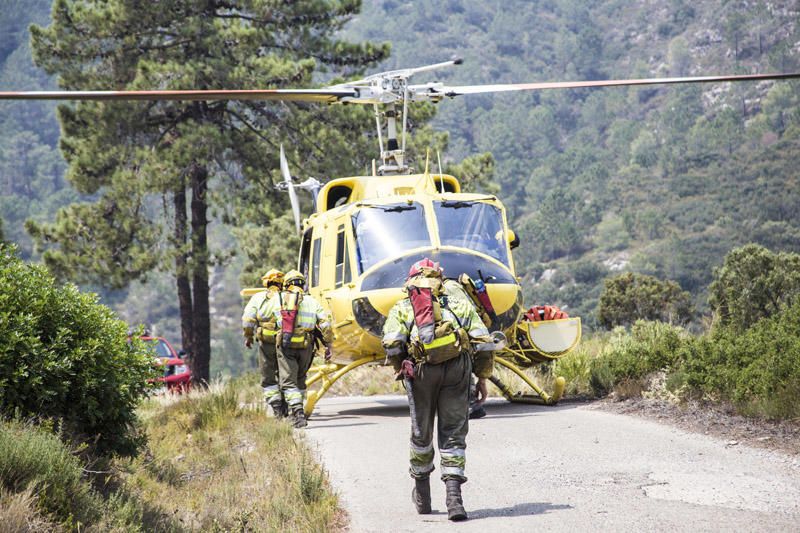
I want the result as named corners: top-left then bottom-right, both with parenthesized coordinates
top-left (468, 403), bottom-right (486, 419)
top-left (445, 479), bottom-right (467, 521)
top-left (290, 406), bottom-right (307, 428)
top-left (269, 401), bottom-right (285, 419)
top-left (412, 477), bottom-right (431, 514)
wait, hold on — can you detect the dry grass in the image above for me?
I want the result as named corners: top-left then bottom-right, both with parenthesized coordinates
top-left (553, 335), bottom-right (611, 397)
top-left (0, 487), bottom-right (59, 533)
top-left (323, 363), bottom-right (404, 397)
top-left (118, 377), bottom-right (342, 532)
top-left (1, 377), bottom-right (342, 532)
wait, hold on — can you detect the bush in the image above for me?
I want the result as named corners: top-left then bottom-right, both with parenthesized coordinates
top-left (597, 272), bottom-right (694, 329)
top-left (708, 244), bottom-right (800, 332)
top-left (589, 321), bottom-right (689, 395)
top-left (682, 301), bottom-right (800, 419)
top-left (0, 245), bottom-right (157, 456)
top-left (0, 419), bottom-right (101, 526)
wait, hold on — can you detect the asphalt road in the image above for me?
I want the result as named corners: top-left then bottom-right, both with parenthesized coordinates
top-left (304, 395), bottom-right (800, 532)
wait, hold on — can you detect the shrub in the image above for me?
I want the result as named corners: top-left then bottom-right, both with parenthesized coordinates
top-left (597, 272), bottom-right (694, 329)
top-left (0, 419), bottom-right (101, 526)
top-left (682, 301), bottom-right (800, 419)
top-left (708, 244), bottom-right (800, 332)
top-left (589, 321), bottom-right (689, 394)
top-left (0, 245), bottom-right (157, 456)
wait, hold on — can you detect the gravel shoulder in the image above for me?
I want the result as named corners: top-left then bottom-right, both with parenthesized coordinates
top-left (591, 396), bottom-right (800, 455)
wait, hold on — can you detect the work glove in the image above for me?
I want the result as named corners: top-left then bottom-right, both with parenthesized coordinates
top-left (244, 337), bottom-right (253, 349)
top-left (398, 359), bottom-right (415, 380)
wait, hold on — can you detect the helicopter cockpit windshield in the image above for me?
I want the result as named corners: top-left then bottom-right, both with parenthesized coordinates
top-left (434, 200), bottom-right (510, 266)
top-left (352, 202), bottom-right (431, 273)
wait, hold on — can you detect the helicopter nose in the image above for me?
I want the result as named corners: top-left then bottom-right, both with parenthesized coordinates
top-left (359, 248), bottom-right (521, 317)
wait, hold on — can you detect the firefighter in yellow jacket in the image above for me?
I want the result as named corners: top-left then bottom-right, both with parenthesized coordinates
top-left (272, 270), bottom-right (332, 428)
top-left (382, 258), bottom-right (493, 521)
top-left (242, 269), bottom-right (285, 417)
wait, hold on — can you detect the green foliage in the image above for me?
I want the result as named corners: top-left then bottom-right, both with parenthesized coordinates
top-left (0, 419), bottom-right (100, 527)
top-left (708, 244), bottom-right (800, 332)
top-left (681, 301), bottom-right (800, 420)
top-left (0, 416), bottom-right (194, 531)
top-left (25, 0), bottom-right (397, 383)
top-left (0, 245), bottom-right (156, 456)
top-left (588, 321), bottom-right (689, 395)
top-left (597, 272), bottom-right (694, 329)
top-left (444, 152), bottom-right (498, 193)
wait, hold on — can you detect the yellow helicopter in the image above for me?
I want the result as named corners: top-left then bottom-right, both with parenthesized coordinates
top-left (4, 59), bottom-right (800, 415)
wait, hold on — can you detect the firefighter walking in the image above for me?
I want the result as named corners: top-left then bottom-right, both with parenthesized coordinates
top-left (382, 258), bottom-right (494, 521)
top-left (274, 270), bottom-right (332, 428)
top-left (242, 269), bottom-right (286, 418)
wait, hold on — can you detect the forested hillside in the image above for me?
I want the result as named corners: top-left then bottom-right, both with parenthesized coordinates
top-left (1, 0), bottom-right (799, 376)
top-left (0, 0), bottom-right (72, 258)
top-left (347, 0), bottom-right (800, 323)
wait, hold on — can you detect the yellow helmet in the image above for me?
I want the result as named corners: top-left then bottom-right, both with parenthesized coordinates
top-left (283, 269), bottom-right (306, 290)
top-left (261, 269), bottom-right (284, 288)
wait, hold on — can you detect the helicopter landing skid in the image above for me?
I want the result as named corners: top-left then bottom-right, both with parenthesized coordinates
top-left (491, 356), bottom-right (566, 405)
top-left (304, 354), bottom-right (384, 416)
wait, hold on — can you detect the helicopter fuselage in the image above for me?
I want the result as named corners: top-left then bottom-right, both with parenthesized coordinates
top-left (296, 172), bottom-right (523, 364)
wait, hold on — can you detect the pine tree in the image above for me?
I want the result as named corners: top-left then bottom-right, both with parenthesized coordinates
top-left (28, 0), bottom-right (388, 383)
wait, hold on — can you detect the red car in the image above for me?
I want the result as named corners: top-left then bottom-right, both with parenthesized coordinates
top-left (142, 335), bottom-right (192, 392)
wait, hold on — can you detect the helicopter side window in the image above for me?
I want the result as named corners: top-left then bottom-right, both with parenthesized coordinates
top-left (299, 228), bottom-right (313, 281)
top-left (311, 236), bottom-right (322, 287)
top-left (351, 202), bottom-right (431, 273)
top-left (334, 224), bottom-right (352, 288)
top-left (433, 201), bottom-right (510, 266)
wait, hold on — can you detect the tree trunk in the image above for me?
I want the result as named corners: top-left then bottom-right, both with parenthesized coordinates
top-left (173, 186), bottom-right (194, 360)
top-left (190, 163), bottom-right (211, 385)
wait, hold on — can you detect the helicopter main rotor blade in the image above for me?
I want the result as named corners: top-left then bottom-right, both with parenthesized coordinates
top-left (280, 144), bottom-right (302, 235)
top-left (436, 72), bottom-right (800, 97)
top-left (0, 88), bottom-right (358, 102)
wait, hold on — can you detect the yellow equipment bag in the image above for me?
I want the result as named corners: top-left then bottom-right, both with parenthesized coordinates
top-left (418, 321), bottom-right (461, 365)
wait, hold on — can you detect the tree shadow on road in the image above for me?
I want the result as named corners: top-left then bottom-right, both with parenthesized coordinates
top-left (468, 502), bottom-right (573, 520)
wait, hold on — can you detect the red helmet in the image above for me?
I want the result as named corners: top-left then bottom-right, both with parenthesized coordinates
top-left (408, 258), bottom-right (442, 278)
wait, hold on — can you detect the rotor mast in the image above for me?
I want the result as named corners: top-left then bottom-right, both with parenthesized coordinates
top-left (332, 58), bottom-right (463, 175)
